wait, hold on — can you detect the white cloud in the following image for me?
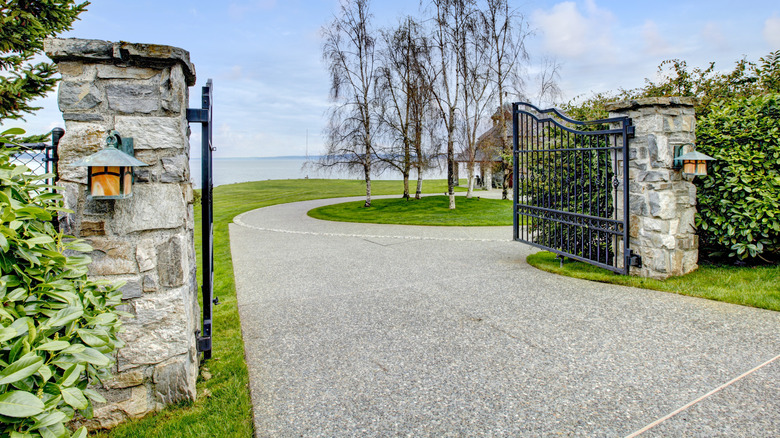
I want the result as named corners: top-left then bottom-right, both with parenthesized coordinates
top-left (642, 20), bottom-right (670, 56)
top-left (531, 1), bottom-right (616, 62)
top-left (701, 22), bottom-right (730, 52)
top-left (764, 14), bottom-right (780, 48)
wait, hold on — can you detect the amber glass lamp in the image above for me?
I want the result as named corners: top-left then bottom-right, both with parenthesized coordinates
top-left (71, 130), bottom-right (149, 199)
top-left (674, 146), bottom-right (715, 177)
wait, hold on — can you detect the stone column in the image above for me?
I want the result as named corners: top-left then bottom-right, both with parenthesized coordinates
top-left (606, 97), bottom-right (699, 279)
top-left (45, 38), bottom-right (199, 428)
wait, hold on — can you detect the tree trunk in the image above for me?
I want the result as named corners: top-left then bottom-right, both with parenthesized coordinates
top-left (403, 171), bottom-right (410, 199)
top-left (415, 167), bottom-right (423, 199)
top-left (447, 138), bottom-right (456, 210)
top-left (364, 164), bottom-right (372, 207)
top-left (466, 161), bottom-right (475, 198)
top-left (501, 163), bottom-right (512, 199)
top-left (485, 165), bottom-right (492, 191)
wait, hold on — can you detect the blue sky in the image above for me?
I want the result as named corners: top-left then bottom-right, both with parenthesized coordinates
top-left (11, 0), bottom-right (780, 158)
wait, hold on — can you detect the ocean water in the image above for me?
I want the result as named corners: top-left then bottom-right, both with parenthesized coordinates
top-left (189, 157), bottom-right (447, 188)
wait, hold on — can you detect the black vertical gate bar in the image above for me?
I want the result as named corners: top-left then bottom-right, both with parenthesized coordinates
top-left (202, 79), bottom-right (214, 360)
top-left (622, 119), bottom-right (632, 274)
top-left (187, 79), bottom-right (214, 360)
top-left (512, 103), bottom-right (519, 241)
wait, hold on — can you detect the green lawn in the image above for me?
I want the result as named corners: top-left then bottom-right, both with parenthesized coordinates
top-left (527, 251), bottom-right (780, 312)
top-left (308, 195), bottom-right (513, 226)
top-left (95, 179), bottom-right (455, 438)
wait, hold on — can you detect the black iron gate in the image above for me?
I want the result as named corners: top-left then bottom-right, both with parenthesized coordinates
top-left (512, 102), bottom-right (636, 274)
top-left (187, 79), bottom-right (215, 360)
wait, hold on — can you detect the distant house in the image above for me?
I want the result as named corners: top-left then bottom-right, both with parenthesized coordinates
top-left (455, 106), bottom-right (512, 189)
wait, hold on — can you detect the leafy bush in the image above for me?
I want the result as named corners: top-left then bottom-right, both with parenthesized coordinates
top-left (0, 129), bottom-right (125, 438)
top-left (695, 94), bottom-right (780, 261)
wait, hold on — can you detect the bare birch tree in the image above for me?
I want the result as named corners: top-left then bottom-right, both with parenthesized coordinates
top-left (459, 10), bottom-right (493, 199)
top-left (480, 0), bottom-right (530, 200)
top-left (376, 17), bottom-right (432, 199)
top-left (321, 0), bottom-right (378, 207)
top-left (423, 0), bottom-right (474, 210)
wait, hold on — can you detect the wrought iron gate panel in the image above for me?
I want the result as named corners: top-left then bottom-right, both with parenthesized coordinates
top-left (187, 79), bottom-right (214, 360)
top-left (512, 102), bottom-right (633, 274)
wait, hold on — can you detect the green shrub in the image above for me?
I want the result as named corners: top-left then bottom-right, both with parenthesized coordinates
top-left (0, 129), bottom-right (124, 438)
top-left (695, 94), bottom-right (780, 261)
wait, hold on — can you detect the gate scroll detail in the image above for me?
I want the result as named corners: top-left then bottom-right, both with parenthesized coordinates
top-left (512, 102), bottom-right (636, 274)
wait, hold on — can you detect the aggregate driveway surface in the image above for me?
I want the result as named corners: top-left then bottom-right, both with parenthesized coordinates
top-left (229, 196), bottom-right (780, 437)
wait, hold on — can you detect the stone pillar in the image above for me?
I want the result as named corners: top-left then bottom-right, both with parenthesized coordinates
top-left (606, 97), bottom-right (699, 279)
top-left (44, 38), bottom-right (199, 428)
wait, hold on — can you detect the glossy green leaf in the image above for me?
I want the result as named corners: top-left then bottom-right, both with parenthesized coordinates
top-left (0, 390), bottom-right (45, 417)
top-left (0, 354), bottom-right (43, 385)
top-left (60, 386), bottom-right (88, 410)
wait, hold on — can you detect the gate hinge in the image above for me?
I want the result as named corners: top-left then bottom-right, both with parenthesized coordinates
top-left (626, 125), bottom-right (636, 137)
top-left (197, 335), bottom-right (212, 353)
top-left (628, 249), bottom-right (642, 268)
top-left (187, 108), bottom-right (209, 123)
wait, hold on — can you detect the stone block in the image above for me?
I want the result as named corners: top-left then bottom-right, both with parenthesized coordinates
top-left (153, 354), bottom-right (196, 405)
top-left (105, 369), bottom-right (146, 389)
top-left (81, 220), bottom-right (106, 236)
top-left (112, 184), bottom-right (186, 234)
top-left (676, 236), bottom-right (695, 250)
top-left (63, 113), bottom-right (104, 122)
top-left (120, 277), bottom-right (143, 300)
top-left (84, 198), bottom-right (114, 215)
top-left (683, 250), bottom-right (698, 273)
top-left (182, 184), bottom-right (194, 205)
top-left (57, 123), bottom-right (106, 168)
top-left (158, 235), bottom-right (187, 288)
top-left (133, 167), bottom-right (153, 183)
top-left (45, 37), bottom-right (114, 60)
top-left (56, 61), bottom-right (85, 78)
top-left (629, 194), bottom-right (647, 216)
top-left (97, 64), bottom-right (159, 80)
top-left (638, 171), bottom-right (670, 183)
top-left (160, 156), bottom-right (189, 183)
top-left (58, 81), bottom-right (103, 111)
top-left (106, 83), bottom-right (160, 113)
top-left (670, 251), bottom-right (684, 275)
top-left (117, 285), bottom-right (192, 369)
top-left (629, 215), bottom-right (640, 239)
top-left (161, 64), bottom-right (186, 114)
top-left (651, 233), bottom-right (676, 250)
top-left (650, 248), bottom-right (669, 273)
top-left (643, 218), bottom-right (669, 233)
top-left (143, 274), bottom-right (159, 292)
top-left (87, 238), bottom-right (137, 276)
top-left (114, 116), bottom-right (186, 150)
top-left (136, 241), bottom-right (157, 272)
top-left (648, 191), bottom-right (676, 219)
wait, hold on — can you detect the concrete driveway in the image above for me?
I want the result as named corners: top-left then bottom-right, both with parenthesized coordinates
top-left (229, 196), bottom-right (780, 437)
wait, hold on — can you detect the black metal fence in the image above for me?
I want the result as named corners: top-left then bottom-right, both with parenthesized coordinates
top-left (3, 127), bottom-right (63, 189)
top-left (512, 103), bottom-right (634, 274)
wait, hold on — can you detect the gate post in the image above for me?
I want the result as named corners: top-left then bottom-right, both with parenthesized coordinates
top-left (606, 97), bottom-right (698, 279)
top-left (45, 38), bottom-right (199, 428)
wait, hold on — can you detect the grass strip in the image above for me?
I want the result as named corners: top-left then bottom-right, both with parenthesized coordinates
top-left (527, 251), bottom-right (780, 312)
top-left (308, 195), bottom-right (513, 226)
top-left (96, 179), bottom-right (454, 437)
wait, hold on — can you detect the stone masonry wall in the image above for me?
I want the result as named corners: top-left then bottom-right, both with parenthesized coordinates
top-left (606, 97), bottom-right (699, 279)
top-left (44, 38), bottom-right (199, 428)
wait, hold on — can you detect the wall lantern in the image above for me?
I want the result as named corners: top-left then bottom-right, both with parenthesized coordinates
top-left (674, 146), bottom-right (715, 177)
top-left (71, 130), bottom-right (149, 200)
